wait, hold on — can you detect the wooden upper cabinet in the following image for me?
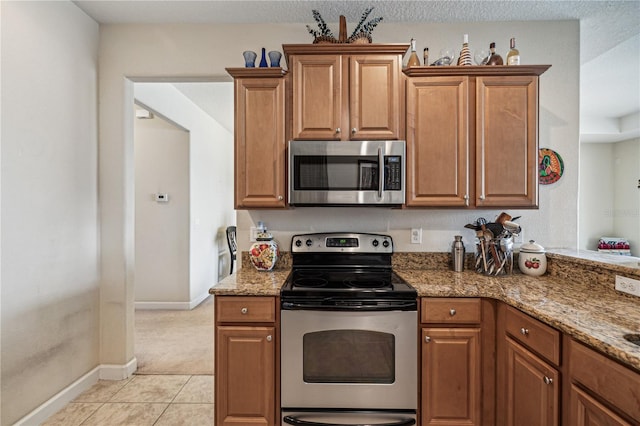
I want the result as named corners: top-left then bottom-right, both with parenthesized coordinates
top-left (406, 76), bottom-right (470, 206)
top-left (404, 65), bottom-right (549, 208)
top-left (476, 75), bottom-right (539, 207)
top-left (349, 55), bottom-right (402, 140)
top-left (227, 68), bottom-right (287, 209)
top-left (290, 54), bottom-right (342, 140)
top-left (284, 44), bottom-right (407, 141)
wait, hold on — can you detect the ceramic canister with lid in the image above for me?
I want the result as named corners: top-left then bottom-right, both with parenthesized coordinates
top-left (249, 232), bottom-right (279, 271)
top-left (518, 240), bottom-right (547, 276)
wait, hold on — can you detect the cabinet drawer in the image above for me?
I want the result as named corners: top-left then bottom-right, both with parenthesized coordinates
top-left (216, 296), bottom-right (276, 323)
top-left (505, 306), bottom-right (560, 365)
top-left (570, 339), bottom-right (640, 422)
top-left (421, 298), bottom-right (481, 324)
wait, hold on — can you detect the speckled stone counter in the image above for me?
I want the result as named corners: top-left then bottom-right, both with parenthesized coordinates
top-left (210, 251), bottom-right (640, 372)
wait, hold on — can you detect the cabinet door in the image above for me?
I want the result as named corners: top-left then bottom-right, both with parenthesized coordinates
top-left (476, 76), bottom-right (538, 207)
top-left (570, 384), bottom-right (631, 426)
top-left (505, 337), bottom-right (559, 426)
top-left (291, 55), bottom-right (343, 140)
top-left (350, 55), bottom-right (402, 140)
top-left (406, 76), bottom-right (470, 206)
top-left (216, 326), bottom-right (275, 426)
top-left (422, 327), bottom-right (481, 425)
top-left (234, 77), bottom-right (286, 208)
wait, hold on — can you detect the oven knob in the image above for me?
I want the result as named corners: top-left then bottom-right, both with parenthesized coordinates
top-left (382, 240), bottom-right (390, 248)
top-left (372, 239), bottom-right (379, 247)
top-left (295, 239), bottom-right (302, 247)
top-left (305, 239), bottom-right (313, 247)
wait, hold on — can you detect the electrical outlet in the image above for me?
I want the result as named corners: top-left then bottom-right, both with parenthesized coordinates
top-left (615, 275), bottom-right (640, 297)
top-left (411, 228), bottom-right (422, 244)
top-left (250, 227), bottom-right (259, 242)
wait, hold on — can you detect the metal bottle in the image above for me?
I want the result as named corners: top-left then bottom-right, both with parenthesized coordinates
top-left (452, 235), bottom-right (466, 272)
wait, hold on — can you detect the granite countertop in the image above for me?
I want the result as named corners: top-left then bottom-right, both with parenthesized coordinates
top-left (210, 262), bottom-right (640, 372)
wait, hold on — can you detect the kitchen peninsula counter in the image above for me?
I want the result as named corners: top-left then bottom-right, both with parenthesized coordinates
top-left (210, 256), bottom-right (640, 371)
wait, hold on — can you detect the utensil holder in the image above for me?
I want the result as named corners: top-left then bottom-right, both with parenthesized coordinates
top-left (475, 236), bottom-right (513, 276)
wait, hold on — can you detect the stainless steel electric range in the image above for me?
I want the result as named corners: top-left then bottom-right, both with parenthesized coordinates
top-left (280, 232), bottom-right (417, 426)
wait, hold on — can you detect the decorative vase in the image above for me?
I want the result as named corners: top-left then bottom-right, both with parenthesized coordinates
top-left (243, 51), bottom-right (257, 68)
top-left (249, 232), bottom-right (279, 271)
top-left (268, 51), bottom-right (282, 67)
top-left (259, 48), bottom-right (268, 68)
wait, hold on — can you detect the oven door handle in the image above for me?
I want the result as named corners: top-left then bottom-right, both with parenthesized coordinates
top-left (283, 415), bottom-right (416, 426)
top-left (281, 301), bottom-right (417, 311)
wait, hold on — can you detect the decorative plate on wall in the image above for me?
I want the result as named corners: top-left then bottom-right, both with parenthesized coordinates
top-left (539, 148), bottom-right (564, 185)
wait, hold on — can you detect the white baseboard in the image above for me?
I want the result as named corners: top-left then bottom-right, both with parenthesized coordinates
top-left (14, 358), bottom-right (137, 425)
top-left (134, 292), bottom-right (211, 310)
top-left (99, 356), bottom-right (138, 380)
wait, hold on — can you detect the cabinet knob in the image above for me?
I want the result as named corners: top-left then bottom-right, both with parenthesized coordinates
top-left (266, 335), bottom-right (272, 342)
top-left (278, 195), bottom-right (283, 201)
top-left (543, 376), bottom-right (553, 385)
top-left (520, 327), bottom-right (529, 336)
top-left (351, 128), bottom-right (357, 135)
top-left (424, 336), bottom-right (431, 343)
top-left (449, 309), bottom-right (457, 316)
top-left (241, 307), bottom-right (248, 315)
top-left (335, 128), bottom-right (341, 134)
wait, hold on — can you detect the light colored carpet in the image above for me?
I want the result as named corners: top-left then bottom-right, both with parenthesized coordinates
top-left (135, 295), bottom-right (214, 375)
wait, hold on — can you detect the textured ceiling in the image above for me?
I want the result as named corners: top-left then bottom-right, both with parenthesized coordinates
top-left (75, 0), bottom-right (640, 142)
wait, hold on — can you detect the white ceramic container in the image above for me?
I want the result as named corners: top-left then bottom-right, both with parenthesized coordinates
top-left (518, 240), bottom-right (547, 276)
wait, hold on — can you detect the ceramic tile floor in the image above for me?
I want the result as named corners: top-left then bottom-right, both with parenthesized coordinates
top-left (42, 374), bottom-right (214, 425)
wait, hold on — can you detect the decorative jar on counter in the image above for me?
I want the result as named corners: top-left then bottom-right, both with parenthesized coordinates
top-left (518, 240), bottom-right (547, 276)
top-left (249, 232), bottom-right (279, 271)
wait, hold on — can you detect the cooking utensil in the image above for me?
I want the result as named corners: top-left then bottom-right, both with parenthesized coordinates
top-left (496, 212), bottom-right (512, 224)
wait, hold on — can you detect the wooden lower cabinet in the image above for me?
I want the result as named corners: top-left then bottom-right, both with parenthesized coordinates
top-left (570, 384), bottom-right (631, 426)
top-left (568, 339), bottom-right (640, 424)
top-left (216, 326), bottom-right (275, 425)
top-left (505, 337), bottom-right (559, 426)
top-left (215, 296), bottom-right (278, 426)
top-left (421, 327), bottom-right (481, 425)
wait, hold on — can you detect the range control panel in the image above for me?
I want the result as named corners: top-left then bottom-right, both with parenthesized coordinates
top-left (291, 232), bottom-right (393, 254)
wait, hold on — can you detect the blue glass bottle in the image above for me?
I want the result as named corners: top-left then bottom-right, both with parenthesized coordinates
top-left (259, 48), bottom-right (268, 67)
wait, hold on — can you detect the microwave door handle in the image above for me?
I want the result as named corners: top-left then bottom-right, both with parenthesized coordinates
top-left (283, 415), bottom-right (416, 426)
top-left (378, 147), bottom-right (384, 199)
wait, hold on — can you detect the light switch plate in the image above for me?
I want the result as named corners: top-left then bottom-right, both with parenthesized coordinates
top-left (615, 275), bottom-right (640, 297)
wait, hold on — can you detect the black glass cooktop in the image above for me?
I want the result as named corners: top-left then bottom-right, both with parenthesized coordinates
top-left (281, 267), bottom-right (416, 298)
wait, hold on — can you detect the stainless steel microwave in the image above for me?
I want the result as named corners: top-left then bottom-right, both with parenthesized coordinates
top-left (288, 140), bottom-right (405, 206)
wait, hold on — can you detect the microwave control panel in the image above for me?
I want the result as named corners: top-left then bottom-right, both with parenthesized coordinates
top-left (385, 156), bottom-right (402, 190)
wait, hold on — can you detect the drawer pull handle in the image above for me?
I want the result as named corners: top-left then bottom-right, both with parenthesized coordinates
top-left (425, 336), bottom-right (431, 343)
top-left (241, 307), bottom-right (248, 315)
top-left (543, 376), bottom-right (553, 385)
top-left (520, 327), bottom-right (529, 336)
top-left (449, 309), bottom-right (456, 316)
top-left (266, 335), bottom-right (272, 342)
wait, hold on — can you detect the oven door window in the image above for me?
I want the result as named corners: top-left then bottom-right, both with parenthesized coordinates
top-left (303, 329), bottom-right (395, 384)
top-left (294, 156), bottom-right (379, 191)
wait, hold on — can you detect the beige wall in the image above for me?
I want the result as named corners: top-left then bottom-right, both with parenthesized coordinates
top-left (580, 138), bottom-right (640, 256)
top-left (98, 20), bottom-right (580, 366)
top-left (0, 2), bottom-right (100, 423)
top-left (134, 109), bottom-right (190, 303)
